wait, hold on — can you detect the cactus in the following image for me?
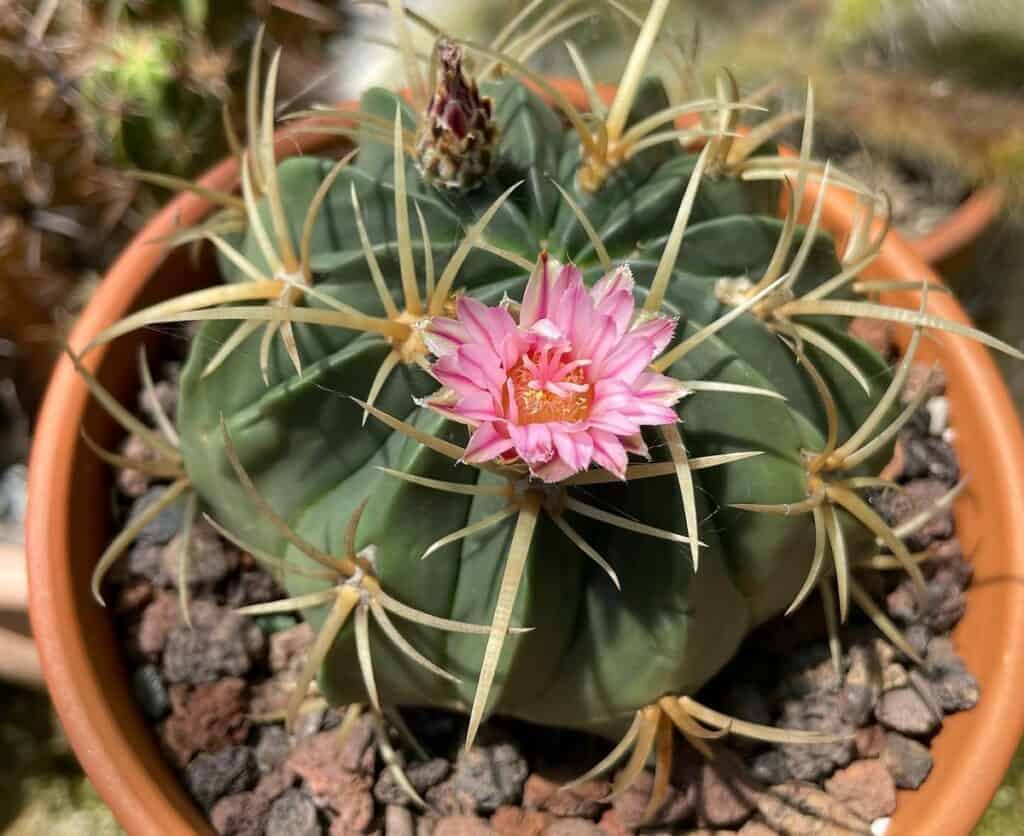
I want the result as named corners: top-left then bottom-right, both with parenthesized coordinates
top-left (76, 0), bottom-right (1022, 813)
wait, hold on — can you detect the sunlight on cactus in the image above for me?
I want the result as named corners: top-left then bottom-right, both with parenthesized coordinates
top-left (72, 0), bottom-right (1024, 818)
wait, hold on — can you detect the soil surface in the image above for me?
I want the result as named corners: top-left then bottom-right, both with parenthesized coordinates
top-left (103, 332), bottom-right (977, 836)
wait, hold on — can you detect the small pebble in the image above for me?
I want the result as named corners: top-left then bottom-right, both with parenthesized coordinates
top-left (132, 664), bottom-right (170, 720)
top-left (454, 743), bottom-right (529, 813)
top-left (185, 746), bottom-right (259, 811)
top-left (266, 788), bottom-right (322, 836)
top-left (130, 486), bottom-right (187, 545)
top-left (882, 733), bottom-right (933, 789)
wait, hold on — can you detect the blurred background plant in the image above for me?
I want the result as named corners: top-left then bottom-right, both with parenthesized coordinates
top-left (1, 0), bottom-right (1023, 832)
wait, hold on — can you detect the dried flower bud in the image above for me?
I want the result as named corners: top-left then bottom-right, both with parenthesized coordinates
top-left (415, 40), bottom-right (497, 191)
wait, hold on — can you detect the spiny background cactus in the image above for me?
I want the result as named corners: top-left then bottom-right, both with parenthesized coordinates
top-left (78, 0), bottom-right (1022, 809)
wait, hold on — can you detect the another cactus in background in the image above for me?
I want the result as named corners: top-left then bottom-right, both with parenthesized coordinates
top-left (76, 0), bottom-right (1021, 813)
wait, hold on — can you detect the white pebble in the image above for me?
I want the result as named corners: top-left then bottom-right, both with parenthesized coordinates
top-left (927, 396), bottom-right (950, 436)
top-left (871, 817), bottom-right (892, 835)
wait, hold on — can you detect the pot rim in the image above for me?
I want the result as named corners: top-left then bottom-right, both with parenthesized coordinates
top-left (26, 81), bottom-right (1024, 836)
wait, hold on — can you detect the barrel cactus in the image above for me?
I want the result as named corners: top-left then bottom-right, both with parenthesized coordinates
top-left (77, 0), bottom-right (1020, 811)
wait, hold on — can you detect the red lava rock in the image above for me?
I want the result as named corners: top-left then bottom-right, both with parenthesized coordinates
top-left (596, 809), bottom-right (630, 836)
top-left (286, 730), bottom-right (374, 815)
top-left (328, 787), bottom-right (375, 832)
top-left (251, 676), bottom-right (290, 716)
top-left (825, 760), bottom-right (897, 821)
top-left (162, 600), bottom-right (265, 685)
top-left (426, 778), bottom-right (478, 816)
top-left (387, 805), bottom-right (416, 836)
top-left (848, 318), bottom-right (894, 358)
top-left (522, 773), bottom-right (608, 818)
top-left (610, 768), bottom-right (696, 829)
top-left (270, 622), bottom-right (316, 675)
top-left (210, 790), bottom-right (272, 836)
top-left (877, 479), bottom-right (954, 550)
top-left (874, 687), bottom-right (942, 736)
top-left (853, 726), bottom-right (887, 760)
top-left (185, 746), bottom-right (260, 812)
top-left (543, 818), bottom-right (604, 836)
top-left (754, 782), bottom-right (868, 835)
top-left (433, 815), bottom-right (495, 836)
top-left (266, 788), bottom-right (322, 836)
top-left (490, 806), bottom-right (552, 836)
top-left (696, 749), bottom-right (759, 828)
top-left (738, 823), bottom-right (779, 835)
top-left (882, 732), bottom-right (933, 789)
top-left (161, 677), bottom-right (250, 767)
top-left (136, 591), bottom-right (180, 658)
top-left (164, 519), bottom-right (239, 589)
top-left (339, 714), bottom-right (377, 773)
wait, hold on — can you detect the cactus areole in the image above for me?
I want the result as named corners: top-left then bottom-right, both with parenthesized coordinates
top-left (77, 9), bottom-right (1023, 797)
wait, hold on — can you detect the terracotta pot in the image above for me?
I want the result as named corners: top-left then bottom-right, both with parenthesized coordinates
top-left (910, 185), bottom-right (1004, 266)
top-left (26, 83), bottom-right (1024, 836)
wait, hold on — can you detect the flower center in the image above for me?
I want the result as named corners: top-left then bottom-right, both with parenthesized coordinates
top-left (505, 348), bottom-right (592, 425)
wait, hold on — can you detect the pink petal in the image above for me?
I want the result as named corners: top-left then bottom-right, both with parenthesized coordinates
top-left (597, 333), bottom-right (659, 382)
top-left (521, 253), bottom-right (564, 327)
top-left (550, 264), bottom-right (588, 337)
top-left (532, 457), bottom-right (578, 483)
top-left (509, 423), bottom-right (554, 467)
top-left (632, 372), bottom-right (690, 406)
top-left (622, 432), bottom-right (649, 459)
top-left (456, 296), bottom-right (518, 361)
top-left (432, 354), bottom-right (494, 399)
top-left (591, 265), bottom-right (634, 306)
top-left (628, 315), bottom-right (676, 358)
top-left (551, 427), bottom-right (592, 473)
top-left (589, 430), bottom-right (628, 479)
top-left (424, 317), bottom-right (468, 357)
top-left (464, 422), bottom-right (514, 462)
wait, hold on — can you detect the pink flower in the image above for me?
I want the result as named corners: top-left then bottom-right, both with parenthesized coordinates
top-left (423, 254), bottom-right (688, 482)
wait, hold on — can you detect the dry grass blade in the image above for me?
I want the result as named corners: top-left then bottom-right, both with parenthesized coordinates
top-left (788, 324), bottom-right (871, 395)
top-left (645, 144), bottom-right (710, 315)
top-left (849, 577), bottom-right (924, 666)
top-left (842, 378), bottom-right (933, 469)
top-left (826, 483), bottom-right (927, 606)
top-left (465, 496), bottom-right (541, 751)
top-left (246, 26), bottom-right (268, 191)
top-left (376, 589), bottom-right (532, 635)
top-left (726, 111), bottom-right (801, 166)
top-left (819, 578), bottom-right (842, 678)
top-left (240, 152), bottom-right (283, 276)
top-left (550, 180), bottom-right (610, 273)
top-left (373, 713), bottom-right (429, 808)
top-left (660, 424), bottom-right (701, 571)
top-left (392, 106), bottom-right (422, 315)
top-left (565, 451), bottom-right (764, 486)
top-left (565, 41), bottom-right (606, 119)
top-left (476, 240), bottom-right (535, 272)
top-left (79, 431), bottom-right (182, 478)
top-left (261, 49), bottom-right (300, 273)
top-left (605, 706), bottom-right (660, 801)
top-left (363, 352), bottom-right (402, 426)
top-left (786, 504), bottom-right (828, 616)
top-left (892, 480), bottom-right (966, 540)
top-left (658, 697), bottom-right (715, 759)
top-left (641, 714), bottom-right (674, 824)
top-left (203, 514), bottom-right (335, 581)
top-left (779, 300), bottom-right (1024, 361)
top-left (67, 349), bottom-right (180, 462)
top-left (414, 203), bottom-right (435, 299)
top-left (354, 602), bottom-right (380, 712)
top-left (144, 304), bottom-right (408, 340)
top-left (90, 478), bottom-right (191, 603)
top-left (605, 0), bottom-right (671, 142)
top-left (202, 320), bottom-right (263, 378)
top-left (430, 180), bottom-right (524, 314)
top-left (780, 160), bottom-right (831, 293)
top-left (355, 399), bottom-right (470, 464)
top-left (350, 182), bottom-right (400, 319)
top-left (731, 489), bottom-right (825, 516)
top-left (368, 597), bottom-right (460, 683)
top-left (788, 343), bottom-right (840, 466)
top-left (236, 588), bottom-right (338, 616)
top-left (287, 586), bottom-right (361, 731)
top-left (421, 506), bottom-right (518, 560)
top-left (176, 493), bottom-right (198, 626)
top-left (653, 273), bottom-right (789, 372)
top-left (375, 466), bottom-right (511, 497)
top-left (683, 380), bottom-right (786, 400)
top-left (220, 417), bottom-right (350, 574)
top-left (565, 497), bottom-right (701, 548)
top-left (126, 170), bottom-right (245, 210)
top-left (821, 503), bottom-right (850, 622)
top-left (562, 711), bottom-right (642, 791)
top-left (301, 149), bottom-right (359, 274)
top-left (550, 513), bottom-right (620, 590)
top-left (680, 696), bottom-right (851, 744)
top-left (387, 0), bottom-right (428, 112)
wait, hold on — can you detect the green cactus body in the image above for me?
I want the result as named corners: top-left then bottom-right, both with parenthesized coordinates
top-left (175, 77), bottom-right (893, 738)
